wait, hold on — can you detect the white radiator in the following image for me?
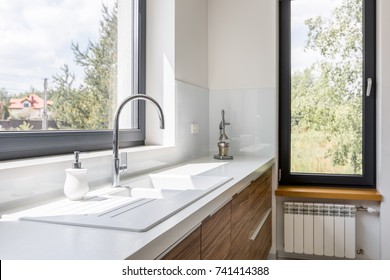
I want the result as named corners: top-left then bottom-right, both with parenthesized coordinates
top-left (284, 202), bottom-right (356, 259)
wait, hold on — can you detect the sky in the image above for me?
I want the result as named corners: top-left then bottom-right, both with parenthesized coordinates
top-left (291, 0), bottom-right (342, 71)
top-left (0, 0), bottom-right (115, 95)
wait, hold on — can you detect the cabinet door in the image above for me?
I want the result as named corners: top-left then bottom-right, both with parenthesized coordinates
top-left (201, 201), bottom-right (231, 260)
top-left (249, 169), bottom-right (272, 259)
top-left (231, 168), bottom-right (272, 260)
top-left (161, 226), bottom-right (201, 260)
top-left (231, 186), bottom-right (252, 259)
top-left (250, 214), bottom-right (272, 259)
top-left (250, 169), bottom-right (272, 227)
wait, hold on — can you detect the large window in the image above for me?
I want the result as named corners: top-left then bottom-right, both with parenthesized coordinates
top-left (279, 0), bottom-right (376, 187)
top-left (0, 0), bottom-right (146, 160)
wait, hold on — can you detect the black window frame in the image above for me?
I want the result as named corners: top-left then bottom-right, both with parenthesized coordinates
top-left (279, 0), bottom-right (376, 187)
top-left (0, 0), bottom-right (147, 161)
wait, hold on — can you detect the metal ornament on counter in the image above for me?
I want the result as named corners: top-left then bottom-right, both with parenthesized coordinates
top-left (214, 109), bottom-right (234, 160)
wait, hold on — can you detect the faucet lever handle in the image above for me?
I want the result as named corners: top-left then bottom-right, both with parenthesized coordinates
top-left (120, 152), bottom-right (127, 172)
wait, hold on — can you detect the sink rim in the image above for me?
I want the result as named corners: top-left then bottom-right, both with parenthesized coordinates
top-left (119, 173), bottom-right (231, 191)
top-left (108, 186), bottom-right (183, 199)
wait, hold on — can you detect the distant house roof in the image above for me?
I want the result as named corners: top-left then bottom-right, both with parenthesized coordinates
top-left (9, 94), bottom-right (53, 110)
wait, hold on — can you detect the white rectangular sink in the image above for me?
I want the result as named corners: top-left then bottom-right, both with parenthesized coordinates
top-left (4, 174), bottom-right (232, 232)
top-left (111, 187), bottom-right (182, 200)
top-left (121, 174), bottom-right (232, 191)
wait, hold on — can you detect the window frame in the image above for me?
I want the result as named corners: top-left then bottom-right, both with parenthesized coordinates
top-left (279, 0), bottom-right (376, 187)
top-left (0, 0), bottom-right (147, 161)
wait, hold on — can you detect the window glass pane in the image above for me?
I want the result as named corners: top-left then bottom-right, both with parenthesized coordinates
top-left (290, 0), bottom-right (363, 175)
top-left (0, 0), bottom-right (134, 132)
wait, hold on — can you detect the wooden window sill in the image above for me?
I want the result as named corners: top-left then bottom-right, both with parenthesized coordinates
top-left (275, 186), bottom-right (382, 202)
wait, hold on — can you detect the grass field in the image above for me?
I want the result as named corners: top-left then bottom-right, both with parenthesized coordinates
top-left (290, 130), bottom-right (359, 175)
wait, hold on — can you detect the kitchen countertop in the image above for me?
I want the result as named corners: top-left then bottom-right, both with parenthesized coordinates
top-left (0, 154), bottom-right (274, 260)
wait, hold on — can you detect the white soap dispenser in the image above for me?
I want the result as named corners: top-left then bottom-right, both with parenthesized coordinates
top-left (64, 151), bottom-right (89, 201)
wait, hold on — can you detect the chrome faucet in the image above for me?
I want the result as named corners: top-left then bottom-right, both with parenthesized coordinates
top-left (112, 94), bottom-right (165, 187)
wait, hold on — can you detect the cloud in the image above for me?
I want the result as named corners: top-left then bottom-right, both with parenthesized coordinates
top-left (290, 0), bottom-right (342, 71)
top-left (0, 0), bottom-right (116, 93)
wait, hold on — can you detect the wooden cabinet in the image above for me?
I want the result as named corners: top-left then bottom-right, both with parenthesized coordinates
top-left (161, 226), bottom-right (201, 260)
top-left (161, 167), bottom-right (272, 260)
top-left (160, 202), bottom-right (231, 260)
top-left (201, 201), bottom-right (231, 260)
top-left (231, 185), bottom-right (252, 259)
top-left (251, 214), bottom-right (272, 259)
top-left (231, 168), bottom-right (272, 259)
top-left (250, 169), bottom-right (272, 259)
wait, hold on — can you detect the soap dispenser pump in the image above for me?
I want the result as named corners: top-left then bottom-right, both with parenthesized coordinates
top-left (64, 151), bottom-right (89, 200)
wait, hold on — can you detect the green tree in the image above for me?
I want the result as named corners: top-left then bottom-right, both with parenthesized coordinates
top-left (0, 88), bottom-right (7, 100)
top-left (0, 88), bottom-right (10, 120)
top-left (51, 65), bottom-right (100, 129)
top-left (17, 121), bottom-right (34, 131)
top-left (291, 0), bottom-right (363, 174)
top-left (51, 3), bottom-right (117, 129)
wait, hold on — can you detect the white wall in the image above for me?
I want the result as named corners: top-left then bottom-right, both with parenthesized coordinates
top-left (209, 88), bottom-right (276, 158)
top-left (145, 0), bottom-right (175, 146)
top-left (377, 0), bottom-right (390, 260)
top-left (208, 0), bottom-right (277, 90)
top-left (146, 0), bottom-right (210, 146)
top-left (175, 0), bottom-right (209, 89)
top-left (174, 0), bottom-right (210, 158)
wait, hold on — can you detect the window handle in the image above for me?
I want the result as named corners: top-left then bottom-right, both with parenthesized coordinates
top-left (366, 77), bottom-right (373, 97)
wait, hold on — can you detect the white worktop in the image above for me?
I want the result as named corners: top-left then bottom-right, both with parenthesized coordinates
top-left (0, 155), bottom-right (274, 260)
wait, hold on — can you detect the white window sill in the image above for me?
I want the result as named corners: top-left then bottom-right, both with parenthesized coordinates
top-left (0, 145), bottom-right (175, 171)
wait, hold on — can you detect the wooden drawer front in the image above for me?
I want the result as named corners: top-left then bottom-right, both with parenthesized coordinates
top-left (249, 169), bottom-right (272, 260)
top-left (250, 214), bottom-right (272, 259)
top-left (161, 226), bottom-right (201, 260)
top-left (231, 168), bottom-right (273, 260)
top-left (250, 169), bottom-right (272, 227)
top-left (201, 201), bottom-right (231, 260)
top-left (231, 187), bottom-right (252, 259)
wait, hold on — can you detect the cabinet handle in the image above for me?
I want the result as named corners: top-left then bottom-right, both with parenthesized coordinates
top-left (209, 198), bottom-right (232, 217)
top-left (156, 223), bottom-right (201, 260)
top-left (250, 208), bottom-right (272, 241)
top-left (236, 182), bottom-right (251, 195)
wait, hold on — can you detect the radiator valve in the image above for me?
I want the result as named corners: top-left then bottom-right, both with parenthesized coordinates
top-left (357, 206), bottom-right (377, 213)
top-left (356, 248), bottom-right (365, 255)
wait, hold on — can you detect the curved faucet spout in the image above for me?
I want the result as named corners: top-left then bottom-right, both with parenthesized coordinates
top-left (113, 94), bottom-right (165, 187)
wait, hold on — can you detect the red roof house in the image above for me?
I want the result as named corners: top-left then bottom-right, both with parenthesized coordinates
top-left (8, 94), bottom-right (53, 120)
